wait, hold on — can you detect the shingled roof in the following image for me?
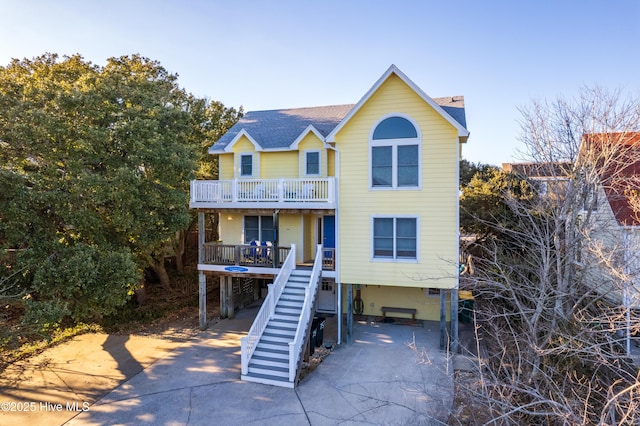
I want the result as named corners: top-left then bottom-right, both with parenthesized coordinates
top-left (209, 96), bottom-right (466, 153)
top-left (586, 132), bottom-right (640, 226)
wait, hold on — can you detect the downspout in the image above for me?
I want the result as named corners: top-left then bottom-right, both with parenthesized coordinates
top-left (327, 143), bottom-right (342, 345)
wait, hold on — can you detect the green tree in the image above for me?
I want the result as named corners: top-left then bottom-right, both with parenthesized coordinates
top-left (0, 53), bottom-right (198, 323)
top-left (460, 164), bottom-right (534, 247)
top-left (168, 97), bottom-right (243, 273)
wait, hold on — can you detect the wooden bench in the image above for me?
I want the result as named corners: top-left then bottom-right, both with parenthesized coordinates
top-left (381, 306), bottom-right (417, 320)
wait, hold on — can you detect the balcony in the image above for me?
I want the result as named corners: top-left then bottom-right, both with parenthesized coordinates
top-left (199, 243), bottom-right (335, 276)
top-left (190, 178), bottom-right (336, 209)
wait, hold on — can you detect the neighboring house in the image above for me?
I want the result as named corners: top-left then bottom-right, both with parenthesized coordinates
top-left (580, 132), bottom-right (640, 311)
top-left (502, 161), bottom-right (572, 200)
top-left (502, 134), bottom-right (640, 311)
top-left (190, 65), bottom-right (469, 386)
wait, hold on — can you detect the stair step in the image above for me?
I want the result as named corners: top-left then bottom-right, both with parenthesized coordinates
top-left (254, 347), bottom-right (288, 357)
top-left (252, 354), bottom-right (289, 367)
top-left (248, 364), bottom-right (289, 378)
top-left (272, 313), bottom-right (299, 322)
top-left (262, 333), bottom-right (293, 344)
top-left (277, 300), bottom-right (303, 310)
top-left (275, 306), bottom-right (302, 315)
top-left (264, 330), bottom-right (295, 340)
top-left (242, 372), bottom-right (292, 387)
top-left (257, 340), bottom-right (288, 351)
top-left (280, 294), bottom-right (304, 302)
top-left (267, 322), bottom-right (297, 332)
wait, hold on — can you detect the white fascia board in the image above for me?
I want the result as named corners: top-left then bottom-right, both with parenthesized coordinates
top-left (207, 129), bottom-right (263, 154)
top-left (326, 64), bottom-right (470, 142)
top-left (289, 125), bottom-right (326, 150)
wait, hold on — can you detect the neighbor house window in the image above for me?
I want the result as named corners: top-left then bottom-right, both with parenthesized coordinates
top-left (372, 216), bottom-right (418, 260)
top-left (305, 151), bottom-right (320, 176)
top-left (240, 153), bottom-right (253, 177)
top-left (370, 115), bottom-right (421, 189)
top-left (244, 215), bottom-right (274, 243)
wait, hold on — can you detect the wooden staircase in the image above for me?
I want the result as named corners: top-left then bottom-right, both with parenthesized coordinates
top-left (241, 269), bottom-right (312, 387)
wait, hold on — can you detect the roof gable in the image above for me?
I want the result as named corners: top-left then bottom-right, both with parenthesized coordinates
top-left (325, 64), bottom-right (469, 143)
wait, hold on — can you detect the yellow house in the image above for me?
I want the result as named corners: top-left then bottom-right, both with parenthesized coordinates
top-left (190, 65), bottom-right (469, 387)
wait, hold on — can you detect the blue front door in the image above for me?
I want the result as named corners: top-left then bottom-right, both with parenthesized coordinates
top-left (323, 215), bottom-right (335, 249)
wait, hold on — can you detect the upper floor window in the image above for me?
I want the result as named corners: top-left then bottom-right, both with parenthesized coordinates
top-left (305, 151), bottom-right (321, 176)
top-left (370, 115), bottom-right (421, 189)
top-left (239, 153), bottom-right (253, 177)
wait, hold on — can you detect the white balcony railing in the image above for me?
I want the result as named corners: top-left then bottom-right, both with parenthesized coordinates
top-left (190, 178), bottom-right (335, 206)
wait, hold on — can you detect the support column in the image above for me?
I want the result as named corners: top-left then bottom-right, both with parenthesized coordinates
top-left (226, 276), bottom-right (235, 319)
top-left (346, 283), bottom-right (353, 344)
top-left (439, 289), bottom-right (447, 350)
top-left (220, 276), bottom-right (227, 318)
top-left (198, 211), bottom-right (207, 330)
top-left (199, 272), bottom-right (207, 329)
top-left (451, 289), bottom-right (459, 354)
top-left (337, 282), bottom-right (342, 345)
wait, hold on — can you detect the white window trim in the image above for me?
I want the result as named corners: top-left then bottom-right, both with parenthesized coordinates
top-left (369, 113), bottom-right (422, 190)
top-left (236, 152), bottom-right (259, 178)
top-left (302, 149), bottom-right (322, 177)
top-left (370, 214), bottom-right (420, 263)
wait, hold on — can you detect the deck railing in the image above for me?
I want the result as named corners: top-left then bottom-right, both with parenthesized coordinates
top-left (190, 177), bottom-right (335, 205)
top-left (240, 244), bottom-right (297, 376)
top-left (203, 243), bottom-right (290, 267)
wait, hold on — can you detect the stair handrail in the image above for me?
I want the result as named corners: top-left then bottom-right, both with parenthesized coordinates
top-left (241, 244), bottom-right (296, 376)
top-left (288, 244), bottom-right (323, 383)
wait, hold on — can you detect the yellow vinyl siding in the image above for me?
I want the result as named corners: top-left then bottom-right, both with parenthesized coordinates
top-left (219, 154), bottom-right (234, 180)
top-left (327, 149), bottom-right (336, 177)
top-left (340, 286), bottom-right (450, 321)
top-left (261, 151), bottom-right (299, 179)
top-left (336, 73), bottom-right (459, 289)
top-left (219, 213), bottom-right (244, 244)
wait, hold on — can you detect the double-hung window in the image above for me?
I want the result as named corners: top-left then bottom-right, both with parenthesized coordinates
top-left (370, 116), bottom-right (421, 189)
top-left (372, 216), bottom-right (418, 260)
top-left (239, 153), bottom-right (253, 177)
top-left (305, 151), bottom-right (321, 176)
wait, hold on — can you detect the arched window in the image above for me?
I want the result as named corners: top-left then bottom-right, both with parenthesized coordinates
top-left (370, 115), bottom-right (421, 188)
top-left (372, 116), bottom-right (418, 140)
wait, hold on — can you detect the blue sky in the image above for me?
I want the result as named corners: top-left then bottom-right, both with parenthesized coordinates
top-left (1, 0), bottom-right (638, 165)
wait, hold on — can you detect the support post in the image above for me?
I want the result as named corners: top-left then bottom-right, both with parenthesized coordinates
top-left (220, 276), bottom-right (227, 318)
top-left (337, 282), bottom-right (342, 345)
top-left (346, 283), bottom-right (353, 344)
top-left (451, 289), bottom-right (459, 354)
top-left (198, 211), bottom-right (206, 329)
top-left (226, 276), bottom-right (235, 319)
top-left (439, 289), bottom-right (447, 350)
top-left (199, 272), bottom-right (207, 330)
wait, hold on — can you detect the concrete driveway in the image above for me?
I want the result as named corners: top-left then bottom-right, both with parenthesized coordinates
top-left (1, 304), bottom-right (455, 425)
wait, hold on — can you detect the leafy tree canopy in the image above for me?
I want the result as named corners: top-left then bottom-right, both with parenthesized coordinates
top-left (0, 53), bottom-right (205, 323)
